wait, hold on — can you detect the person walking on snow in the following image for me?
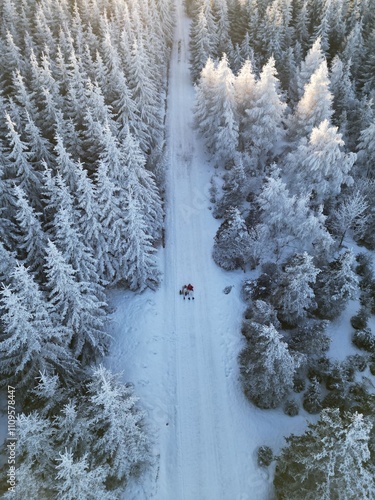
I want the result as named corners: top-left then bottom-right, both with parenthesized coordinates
top-left (180, 284), bottom-right (194, 299)
top-left (187, 284), bottom-right (194, 300)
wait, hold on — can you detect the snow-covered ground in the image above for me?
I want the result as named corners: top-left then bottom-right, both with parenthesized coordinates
top-left (106, 1), bottom-right (312, 498)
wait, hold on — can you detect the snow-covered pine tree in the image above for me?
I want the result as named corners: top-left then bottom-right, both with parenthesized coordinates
top-left (234, 59), bottom-right (257, 151)
top-left (73, 162), bottom-right (108, 282)
top-left (210, 54), bottom-right (239, 165)
top-left (255, 168), bottom-right (333, 258)
top-left (13, 185), bottom-right (47, 273)
top-left (213, 206), bottom-right (251, 270)
top-left (4, 111), bottom-right (42, 205)
top-left (274, 409), bottom-right (375, 499)
top-left (5, 411), bottom-right (56, 499)
top-left (0, 264), bottom-right (75, 389)
top-left (357, 122), bottom-right (375, 179)
top-left (271, 252), bottom-right (319, 326)
top-left (213, 0), bottom-right (231, 57)
top-left (194, 57), bottom-right (218, 146)
top-left (122, 194), bottom-right (160, 291)
top-left (0, 240), bottom-right (16, 287)
top-left (127, 37), bottom-right (163, 153)
top-left (296, 37), bottom-right (325, 100)
top-left (285, 120), bottom-right (356, 206)
top-left (189, 0), bottom-right (218, 82)
top-left (290, 60), bottom-right (333, 140)
top-left (55, 450), bottom-right (112, 500)
top-left (243, 57), bottom-right (286, 169)
top-left (24, 111), bottom-right (54, 168)
top-left (94, 160), bottom-right (122, 283)
top-left (121, 131), bottom-right (163, 241)
top-left (330, 191), bottom-right (368, 246)
top-left (214, 153), bottom-right (247, 217)
top-left (302, 376), bottom-right (322, 413)
top-left (329, 56), bottom-right (358, 144)
top-left (44, 240), bottom-right (109, 363)
top-left (314, 250), bottom-right (359, 319)
top-left (85, 365), bottom-right (150, 484)
top-left (239, 322), bottom-right (302, 408)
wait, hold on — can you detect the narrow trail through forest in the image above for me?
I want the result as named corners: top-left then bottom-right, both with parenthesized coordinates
top-left (108, 1), bottom-right (309, 498)
top-left (155, 2), bottom-right (265, 497)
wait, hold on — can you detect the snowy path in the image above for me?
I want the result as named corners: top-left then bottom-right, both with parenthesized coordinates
top-left (107, 1), bottom-right (309, 498)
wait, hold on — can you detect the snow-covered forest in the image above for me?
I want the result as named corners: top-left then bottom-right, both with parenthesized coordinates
top-left (0, 0), bottom-right (174, 497)
top-left (1, 0), bottom-right (375, 497)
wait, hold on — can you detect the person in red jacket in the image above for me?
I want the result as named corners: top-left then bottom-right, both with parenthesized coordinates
top-left (186, 284), bottom-right (194, 299)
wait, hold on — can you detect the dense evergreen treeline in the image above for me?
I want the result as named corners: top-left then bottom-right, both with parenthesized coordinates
top-left (0, 0), bottom-right (175, 496)
top-left (188, 0), bottom-right (375, 496)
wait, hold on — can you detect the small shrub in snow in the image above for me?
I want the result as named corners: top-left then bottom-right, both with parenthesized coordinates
top-left (257, 446), bottom-right (273, 467)
top-left (370, 363), bottom-right (375, 376)
top-left (284, 399), bottom-right (299, 417)
top-left (352, 328), bottom-right (375, 353)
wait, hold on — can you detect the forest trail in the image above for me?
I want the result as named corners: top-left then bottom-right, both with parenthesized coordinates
top-left (107, 0), bottom-right (308, 498)
top-left (156, 1), bottom-right (263, 498)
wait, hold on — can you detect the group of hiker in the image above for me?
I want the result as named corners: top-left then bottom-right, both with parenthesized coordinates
top-left (180, 283), bottom-right (194, 300)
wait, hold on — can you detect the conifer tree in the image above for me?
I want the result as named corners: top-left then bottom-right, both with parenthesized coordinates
top-left (13, 186), bottom-right (47, 273)
top-left (244, 57), bottom-right (286, 167)
top-left (291, 60), bottom-right (333, 139)
top-left (4, 112), bottom-right (41, 203)
top-left (239, 322), bottom-right (301, 409)
top-left (94, 160), bottom-right (123, 283)
top-left (127, 37), bottom-right (162, 153)
top-left (314, 250), bottom-right (359, 319)
top-left (286, 120), bottom-right (356, 205)
top-left (357, 122), bottom-right (375, 178)
top-left (211, 55), bottom-right (239, 165)
top-left (85, 365), bottom-right (150, 483)
top-left (234, 59), bottom-right (257, 151)
top-left (274, 409), bottom-right (375, 499)
top-left (44, 241), bottom-right (109, 362)
top-left (121, 131), bottom-right (163, 241)
top-left (55, 450), bottom-right (112, 500)
top-left (0, 264), bottom-right (75, 389)
top-left (121, 194), bottom-right (160, 291)
top-left (189, 7), bottom-right (216, 82)
top-left (256, 169), bottom-right (333, 257)
top-left (296, 37), bottom-right (325, 99)
top-left (271, 252), bottom-right (319, 326)
top-left (213, 206), bottom-right (251, 270)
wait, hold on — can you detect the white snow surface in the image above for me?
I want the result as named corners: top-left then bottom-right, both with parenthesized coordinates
top-left (106, 2), bottom-right (310, 498)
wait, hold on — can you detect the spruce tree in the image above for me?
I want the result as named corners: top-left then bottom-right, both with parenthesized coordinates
top-left (274, 409), bottom-right (375, 499)
top-left (213, 206), bottom-right (251, 270)
top-left (239, 322), bottom-right (301, 409)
